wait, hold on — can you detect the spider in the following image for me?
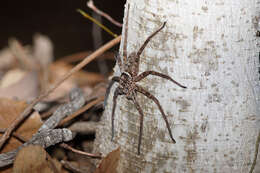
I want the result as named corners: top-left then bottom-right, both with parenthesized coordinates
top-left (104, 4), bottom-right (186, 155)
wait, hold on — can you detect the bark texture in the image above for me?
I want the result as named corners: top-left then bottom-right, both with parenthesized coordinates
top-left (94, 0), bottom-right (260, 172)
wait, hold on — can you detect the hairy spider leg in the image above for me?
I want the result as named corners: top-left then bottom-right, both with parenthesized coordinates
top-left (111, 88), bottom-right (121, 141)
top-left (136, 84), bottom-right (176, 144)
top-left (122, 4), bottom-right (130, 66)
top-left (104, 76), bottom-right (120, 107)
top-left (132, 97), bottom-right (145, 155)
top-left (136, 22), bottom-right (166, 58)
top-left (135, 70), bottom-right (187, 88)
top-left (131, 22), bottom-right (167, 76)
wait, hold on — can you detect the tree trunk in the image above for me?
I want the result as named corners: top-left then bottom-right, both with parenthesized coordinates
top-left (94, 0), bottom-right (260, 172)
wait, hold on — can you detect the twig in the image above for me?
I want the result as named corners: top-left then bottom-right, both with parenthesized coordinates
top-left (60, 51), bottom-right (114, 63)
top-left (28, 129), bottom-right (74, 148)
top-left (0, 129), bottom-right (27, 143)
top-left (0, 35), bottom-right (121, 150)
top-left (92, 9), bottom-right (108, 76)
top-left (87, 0), bottom-right (122, 27)
top-left (0, 88), bottom-right (84, 167)
top-left (68, 121), bottom-right (99, 135)
top-left (59, 96), bottom-right (104, 126)
top-left (77, 9), bottom-right (117, 38)
top-left (60, 143), bottom-right (102, 159)
top-left (38, 88), bottom-right (85, 132)
top-left (0, 128), bottom-right (75, 167)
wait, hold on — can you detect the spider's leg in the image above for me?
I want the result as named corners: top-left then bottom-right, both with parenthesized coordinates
top-left (136, 84), bottom-right (176, 143)
top-left (111, 88), bottom-right (121, 141)
top-left (122, 4), bottom-right (130, 65)
top-left (135, 71), bottom-right (186, 88)
top-left (104, 76), bottom-right (120, 107)
top-left (132, 96), bottom-right (144, 155)
top-left (136, 22), bottom-right (166, 57)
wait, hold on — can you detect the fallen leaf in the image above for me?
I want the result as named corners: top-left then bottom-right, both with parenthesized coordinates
top-left (0, 69), bottom-right (26, 88)
top-left (0, 98), bottom-right (42, 153)
top-left (13, 145), bottom-right (61, 173)
top-left (0, 71), bottom-right (39, 100)
top-left (0, 99), bottom-right (43, 173)
top-left (33, 34), bottom-right (54, 92)
top-left (8, 39), bottom-right (38, 71)
top-left (0, 48), bottom-right (16, 71)
top-left (94, 148), bottom-right (120, 173)
top-left (33, 33), bottom-right (54, 66)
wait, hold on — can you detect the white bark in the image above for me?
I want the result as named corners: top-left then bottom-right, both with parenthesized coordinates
top-left (94, 0), bottom-right (260, 172)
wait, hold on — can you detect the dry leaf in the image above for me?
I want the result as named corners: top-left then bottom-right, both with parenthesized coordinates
top-left (0, 98), bottom-right (42, 153)
top-left (33, 34), bottom-right (54, 92)
top-left (8, 39), bottom-right (38, 71)
top-left (94, 148), bottom-right (120, 173)
top-left (0, 48), bottom-right (16, 71)
top-left (33, 33), bottom-right (54, 66)
top-left (0, 69), bottom-right (26, 88)
top-left (0, 71), bottom-right (39, 100)
top-left (0, 99), bottom-right (42, 173)
top-left (13, 145), bottom-right (60, 173)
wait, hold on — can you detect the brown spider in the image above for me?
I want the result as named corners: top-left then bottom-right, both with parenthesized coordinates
top-left (104, 4), bottom-right (186, 154)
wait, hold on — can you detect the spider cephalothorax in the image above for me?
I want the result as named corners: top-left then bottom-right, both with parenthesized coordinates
top-left (104, 4), bottom-right (186, 154)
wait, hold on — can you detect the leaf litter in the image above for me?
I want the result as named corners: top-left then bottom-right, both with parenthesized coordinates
top-left (0, 32), bottom-right (121, 172)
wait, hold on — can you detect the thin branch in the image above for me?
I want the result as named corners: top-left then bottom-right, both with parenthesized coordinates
top-left (59, 96), bottom-right (104, 126)
top-left (87, 0), bottom-right (122, 27)
top-left (60, 51), bottom-right (114, 63)
top-left (68, 121), bottom-right (98, 135)
top-left (0, 129), bottom-right (27, 143)
top-left (60, 143), bottom-right (102, 159)
top-left (38, 88), bottom-right (85, 132)
top-left (78, 9), bottom-right (117, 38)
top-left (0, 128), bottom-right (75, 167)
top-left (0, 35), bottom-right (121, 150)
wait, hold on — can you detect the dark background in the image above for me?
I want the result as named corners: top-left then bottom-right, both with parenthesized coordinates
top-left (0, 0), bottom-right (125, 58)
